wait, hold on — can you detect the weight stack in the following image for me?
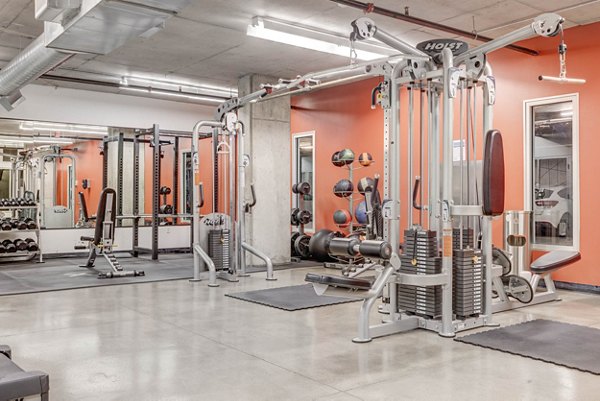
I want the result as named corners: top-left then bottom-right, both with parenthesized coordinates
top-left (453, 249), bottom-right (483, 318)
top-left (398, 229), bottom-right (442, 318)
top-left (453, 228), bottom-right (474, 250)
top-left (208, 229), bottom-right (231, 272)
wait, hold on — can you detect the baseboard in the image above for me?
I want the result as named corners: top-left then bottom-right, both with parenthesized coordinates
top-left (554, 281), bottom-right (600, 295)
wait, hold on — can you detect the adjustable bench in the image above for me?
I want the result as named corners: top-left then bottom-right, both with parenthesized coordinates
top-left (76, 188), bottom-right (144, 279)
top-left (0, 345), bottom-right (49, 401)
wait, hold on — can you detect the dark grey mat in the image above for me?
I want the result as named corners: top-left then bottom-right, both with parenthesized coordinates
top-left (225, 284), bottom-right (358, 311)
top-left (0, 254), bottom-right (193, 296)
top-left (455, 319), bottom-right (600, 375)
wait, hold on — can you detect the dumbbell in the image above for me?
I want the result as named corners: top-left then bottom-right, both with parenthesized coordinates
top-left (1, 219), bottom-right (12, 231)
top-left (159, 204), bottom-right (173, 215)
top-left (295, 209), bottom-right (312, 225)
top-left (0, 244), bottom-right (6, 254)
top-left (24, 238), bottom-right (38, 252)
top-left (23, 218), bottom-right (37, 230)
top-left (15, 219), bottom-right (28, 230)
top-left (292, 182), bottom-right (311, 195)
top-left (8, 199), bottom-right (17, 206)
top-left (291, 208), bottom-right (300, 226)
top-left (13, 239), bottom-right (28, 252)
top-left (1, 240), bottom-right (16, 253)
top-left (159, 186), bottom-right (172, 195)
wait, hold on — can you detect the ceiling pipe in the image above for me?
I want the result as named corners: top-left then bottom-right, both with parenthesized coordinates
top-left (329, 0), bottom-right (539, 56)
top-left (40, 74), bottom-right (230, 103)
top-left (0, 36), bottom-right (74, 111)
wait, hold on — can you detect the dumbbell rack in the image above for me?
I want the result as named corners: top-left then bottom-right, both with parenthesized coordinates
top-left (0, 204), bottom-right (42, 263)
top-left (291, 183), bottom-right (312, 260)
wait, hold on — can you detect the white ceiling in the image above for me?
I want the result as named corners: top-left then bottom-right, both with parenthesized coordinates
top-left (1, 0), bottom-right (599, 103)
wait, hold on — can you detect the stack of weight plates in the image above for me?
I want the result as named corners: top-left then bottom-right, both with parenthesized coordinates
top-left (453, 227), bottom-right (474, 250)
top-left (398, 228), bottom-right (442, 318)
top-left (453, 248), bottom-right (483, 318)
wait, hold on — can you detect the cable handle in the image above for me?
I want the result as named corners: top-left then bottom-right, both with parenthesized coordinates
top-left (248, 183), bottom-right (257, 209)
top-left (198, 183), bottom-right (205, 208)
top-left (412, 177), bottom-right (422, 210)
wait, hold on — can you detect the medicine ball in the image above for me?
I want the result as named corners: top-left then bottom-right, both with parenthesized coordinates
top-left (355, 201), bottom-right (368, 224)
top-left (338, 148), bottom-right (355, 165)
top-left (333, 179), bottom-right (354, 198)
top-left (357, 177), bottom-right (375, 195)
top-left (333, 209), bottom-right (352, 227)
top-left (358, 152), bottom-right (373, 166)
top-left (331, 151), bottom-right (345, 167)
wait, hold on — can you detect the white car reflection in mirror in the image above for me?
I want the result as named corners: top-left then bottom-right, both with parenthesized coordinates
top-left (534, 185), bottom-right (572, 237)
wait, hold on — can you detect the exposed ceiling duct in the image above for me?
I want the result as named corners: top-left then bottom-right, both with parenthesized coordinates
top-left (0, 0), bottom-right (192, 111)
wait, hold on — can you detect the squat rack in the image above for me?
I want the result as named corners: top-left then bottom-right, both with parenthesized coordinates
top-left (101, 126), bottom-right (193, 260)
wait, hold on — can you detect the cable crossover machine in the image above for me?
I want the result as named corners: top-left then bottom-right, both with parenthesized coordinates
top-left (301, 13), bottom-right (577, 341)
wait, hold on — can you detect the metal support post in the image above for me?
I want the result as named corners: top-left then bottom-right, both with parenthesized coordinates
top-left (151, 124), bottom-right (160, 260)
top-left (116, 132), bottom-right (124, 227)
top-left (440, 48), bottom-right (455, 338)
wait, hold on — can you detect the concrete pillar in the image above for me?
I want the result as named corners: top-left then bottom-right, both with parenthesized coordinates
top-left (238, 74), bottom-right (291, 265)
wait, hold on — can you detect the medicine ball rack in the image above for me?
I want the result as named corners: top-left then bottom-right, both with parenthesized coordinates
top-left (327, 150), bottom-right (374, 270)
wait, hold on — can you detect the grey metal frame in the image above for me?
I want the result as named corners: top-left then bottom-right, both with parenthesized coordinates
top-left (190, 116), bottom-right (276, 286)
top-left (307, 13), bottom-right (566, 342)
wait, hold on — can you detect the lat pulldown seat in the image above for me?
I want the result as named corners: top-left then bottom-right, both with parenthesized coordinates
top-left (0, 345), bottom-right (49, 401)
top-left (77, 188), bottom-right (144, 279)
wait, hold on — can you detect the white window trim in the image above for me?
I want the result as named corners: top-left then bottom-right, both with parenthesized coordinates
top-left (292, 131), bottom-right (315, 234)
top-left (523, 93), bottom-right (580, 252)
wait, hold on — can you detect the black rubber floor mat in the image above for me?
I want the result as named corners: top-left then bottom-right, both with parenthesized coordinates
top-left (226, 284), bottom-right (359, 311)
top-left (455, 319), bottom-right (600, 375)
top-left (0, 255), bottom-right (193, 295)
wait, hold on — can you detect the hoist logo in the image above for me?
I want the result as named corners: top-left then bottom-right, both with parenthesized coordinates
top-left (416, 39), bottom-right (469, 57)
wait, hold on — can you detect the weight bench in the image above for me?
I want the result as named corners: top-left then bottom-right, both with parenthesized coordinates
top-left (492, 249), bottom-right (581, 312)
top-left (0, 345), bottom-right (49, 401)
top-left (76, 188), bottom-right (144, 279)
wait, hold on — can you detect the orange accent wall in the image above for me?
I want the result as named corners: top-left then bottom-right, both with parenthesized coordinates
top-left (291, 78), bottom-right (384, 233)
top-left (291, 21), bottom-right (600, 286)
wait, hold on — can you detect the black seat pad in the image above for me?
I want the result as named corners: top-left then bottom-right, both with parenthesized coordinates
top-left (305, 273), bottom-right (374, 290)
top-left (530, 250), bottom-right (581, 274)
top-left (92, 188), bottom-right (117, 245)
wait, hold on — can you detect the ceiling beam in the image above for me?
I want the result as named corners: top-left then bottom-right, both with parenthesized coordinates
top-left (329, 0), bottom-right (539, 56)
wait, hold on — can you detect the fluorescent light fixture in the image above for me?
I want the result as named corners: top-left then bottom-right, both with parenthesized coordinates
top-left (247, 17), bottom-right (389, 61)
top-left (120, 86), bottom-right (225, 103)
top-left (19, 121), bottom-right (108, 136)
top-left (122, 76), bottom-right (237, 98)
top-left (0, 136), bottom-right (73, 145)
top-left (560, 111), bottom-right (573, 117)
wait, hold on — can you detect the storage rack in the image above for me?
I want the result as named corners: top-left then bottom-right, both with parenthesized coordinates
top-left (0, 204), bottom-right (42, 263)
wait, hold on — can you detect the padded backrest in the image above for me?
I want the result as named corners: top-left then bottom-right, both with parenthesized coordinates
top-left (482, 129), bottom-right (505, 216)
top-left (93, 188), bottom-right (117, 245)
top-left (78, 192), bottom-right (89, 222)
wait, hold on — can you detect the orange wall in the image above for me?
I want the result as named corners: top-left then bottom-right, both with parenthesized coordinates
top-left (291, 78), bottom-right (384, 233)
top-left (55, 139), bottom-right (103, 223)
top-left (291, 21), bottom-right (600, 286)
top-left (487, 22), bottom-right (598, 286)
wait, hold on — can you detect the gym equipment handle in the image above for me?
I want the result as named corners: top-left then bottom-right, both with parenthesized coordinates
top-left (198, 184), bottom-right (205, 208)
top-left (412, 177), bottom-right (422, 210)
top-left (248, 184), bottom-right (257, 209)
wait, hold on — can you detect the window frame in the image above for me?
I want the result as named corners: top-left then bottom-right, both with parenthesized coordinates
top-left (291, 131), bottom-right (315, 233)
top-left (523, 93), bottom-right (580, 252)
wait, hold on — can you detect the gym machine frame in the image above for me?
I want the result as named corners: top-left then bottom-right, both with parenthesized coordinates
top-left (307, 13), bottom-right (565, 341)
top-left (190, 115), bottom-right (276, 286)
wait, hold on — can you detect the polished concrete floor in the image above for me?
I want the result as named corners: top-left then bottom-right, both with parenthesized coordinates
top-left (2, 265), bottom-right (600, 401)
